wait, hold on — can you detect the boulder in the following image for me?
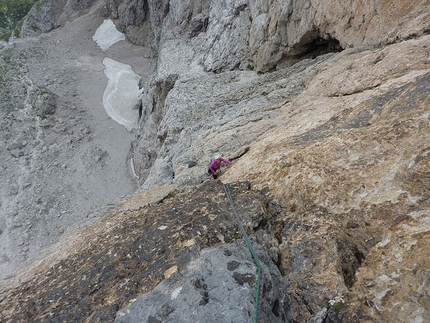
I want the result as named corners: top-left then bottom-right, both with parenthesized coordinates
top-left (115, 243), bottom-right (291, 323)
top-left (21, 0), bottom-right (67, 37)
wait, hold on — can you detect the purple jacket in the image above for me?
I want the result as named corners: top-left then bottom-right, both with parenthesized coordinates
top-left (208, 157), bottom-right (232, 174)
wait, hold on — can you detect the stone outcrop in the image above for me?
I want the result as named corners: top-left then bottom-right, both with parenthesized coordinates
top-left (247, 0), bottom-right (430, 71)
top-left (340, 213), bottom-right (430, 323)
top-left (21, 0), bottom-right (66, 37)
top-left (21, 0), bottom-right (101, 37)
top-left (0, 1), bottom-right (429, 323)
top-left (0, 182), bottom-right (291, 323)
top-left (111, 0), bottom-right (429, 72)
top-left (105, 0), bottom-right (149, 45)
top-left (115, 243), bottom-right (290, 323)
top-left (130, 0), bottom-right (430, 190)
top-left (224, 36), bottom-right (430, 322)
top-left (110, 0), bottom-right (430, 319)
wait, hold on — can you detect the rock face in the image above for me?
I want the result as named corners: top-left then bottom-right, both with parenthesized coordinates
top-left (341, 214), bottom-right (430, 323)
top-left (247, 0), bottom-right (430, 71)
top-left (21, 0), bottom-right (102, 37)
top-left (120, 0), bottom-right (430, 73)
top-left (0, 1), bottom-right (429, 323)
top-left (115, 243), bottom-right (290, 323)
top-left (129, 0), bottom-right (430, 189)
top-left (105, 0), bottom-right (149, 45)
top-left (223, 38), bottom-right (430, 322)
top-left (21, 0), bottom-right (66, 36)
top-left (0, 182), bottom-right (291, 323)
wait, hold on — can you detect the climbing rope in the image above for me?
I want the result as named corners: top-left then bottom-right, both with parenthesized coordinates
top-left (222, 183), bottom-right (264, 323)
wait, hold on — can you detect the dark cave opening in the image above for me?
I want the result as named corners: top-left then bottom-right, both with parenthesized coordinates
top-left (297, 35), bottom-right (344, 60)
top-left (274, 33), bottom-right (344, 71)
top-left (309, 36), bottom-right (343, 58)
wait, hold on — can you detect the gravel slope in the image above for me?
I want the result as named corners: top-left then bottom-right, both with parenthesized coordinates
top-left (0, 7), bottom-right (153, 283)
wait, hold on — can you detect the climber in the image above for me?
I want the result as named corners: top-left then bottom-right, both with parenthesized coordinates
top-left (208, 154), bottom-right (232, 179)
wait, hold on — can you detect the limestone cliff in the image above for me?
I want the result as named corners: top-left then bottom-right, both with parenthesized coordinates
top-left (0, 1), bottom-right (429, 323)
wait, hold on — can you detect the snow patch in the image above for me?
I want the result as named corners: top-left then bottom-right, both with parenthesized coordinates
top-left (92, 19), bottom-right (125, 51)
top-left (102, 58), bottom-right (141, 131)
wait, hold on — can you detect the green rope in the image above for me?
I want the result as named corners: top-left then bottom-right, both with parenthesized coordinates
top-left (223, 183), bottom-right (263, 323)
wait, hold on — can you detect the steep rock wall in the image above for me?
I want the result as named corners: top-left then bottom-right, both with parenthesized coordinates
top-left (223, 37), bottom-right (430, 322)
top-left (130, 0), bottom-right (429, 188)
top-left (21, 0), bottom-right (430, 71)
top-left (247, 0), bottom-right (430, 71)
top-left (2, 1), bottom-right (429, 323)
top-left (115, 0), bottom-right (430, 72)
